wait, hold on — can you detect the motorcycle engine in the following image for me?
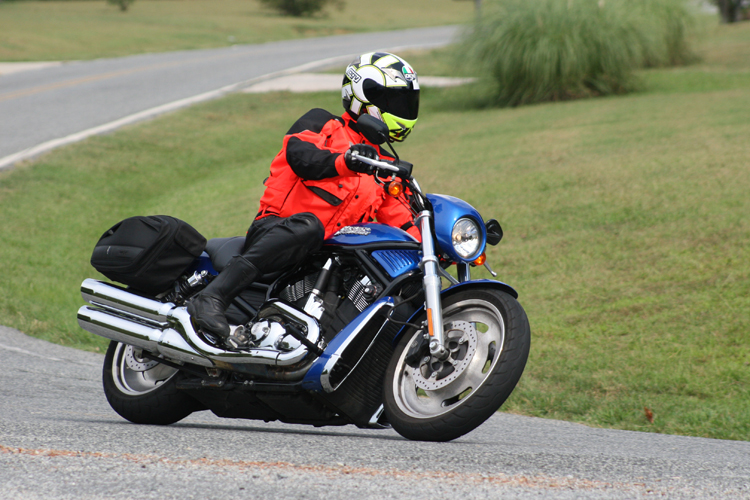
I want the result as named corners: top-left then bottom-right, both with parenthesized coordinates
top-left (277, 264), bottom-right (382, 340)
top-left (246, 319), bottom-right (301, 352)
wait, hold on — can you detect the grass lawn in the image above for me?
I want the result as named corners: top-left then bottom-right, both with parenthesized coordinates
top-left (1, 17), bottom-right (749, 441)
top-left (0, 0), bottom-right (472, 62)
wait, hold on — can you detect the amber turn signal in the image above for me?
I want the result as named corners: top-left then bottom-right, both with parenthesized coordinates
top-left (473, 252), bottom-right (486, 266)
top-left (387, 181), bottom-right (403, 197)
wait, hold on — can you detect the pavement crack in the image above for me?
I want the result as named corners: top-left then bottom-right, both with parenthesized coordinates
top-left (0, 443), bottom-right (671, 494)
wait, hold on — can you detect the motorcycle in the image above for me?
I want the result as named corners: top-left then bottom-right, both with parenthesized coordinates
top-left (77, 115), bottom-right (530, 442)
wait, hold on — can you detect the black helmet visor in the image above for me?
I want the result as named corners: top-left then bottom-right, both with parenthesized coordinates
top-left (363, 81), bottom-right (420, 120)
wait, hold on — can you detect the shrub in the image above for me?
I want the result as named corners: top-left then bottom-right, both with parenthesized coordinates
top-left (629, 0), bottom-right (697, 67)
top-left (258, 0), bottom-right (343, 17)
top-left (459, 0), bottom-right (696, 106)
top-left (107, 0), bottom-right (134, 12)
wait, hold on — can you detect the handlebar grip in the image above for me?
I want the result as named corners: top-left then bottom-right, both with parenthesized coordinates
top-left (350, 152), bottom-right (399, 172)
top-left (350, 153), bottom-right (416, 183)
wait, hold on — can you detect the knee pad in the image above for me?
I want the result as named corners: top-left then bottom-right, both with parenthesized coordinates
top-left (289, 212), bottom-right (324, 241)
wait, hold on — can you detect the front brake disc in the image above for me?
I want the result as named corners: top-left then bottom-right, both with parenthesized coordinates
top-left (412, 320), bottom-right (478, 391)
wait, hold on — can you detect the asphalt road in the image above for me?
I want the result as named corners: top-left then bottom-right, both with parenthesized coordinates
top-left (1, 325), bottom-right (748, 499)
top-left (0, 25), bottom-right (458, 169)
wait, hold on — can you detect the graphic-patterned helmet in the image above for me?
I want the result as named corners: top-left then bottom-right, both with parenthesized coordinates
top-left (342, 52), bottom-right (420, 142)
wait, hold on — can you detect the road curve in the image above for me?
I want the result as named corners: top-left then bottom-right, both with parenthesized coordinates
top-left (0, 26), bottom-right (459, 170)
top-left (1, 325), bottom-right (748, 499)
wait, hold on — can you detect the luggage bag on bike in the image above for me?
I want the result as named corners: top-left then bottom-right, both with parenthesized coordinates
top-left (90, 215), bottom-right (206, 295)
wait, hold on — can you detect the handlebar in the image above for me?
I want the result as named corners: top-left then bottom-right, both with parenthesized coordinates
top-left (350, 152), bottom-right (402, 174)
top-left (351, 152), bottom-right (424, 201)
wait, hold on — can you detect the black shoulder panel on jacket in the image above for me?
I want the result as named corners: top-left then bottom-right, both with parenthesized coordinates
top-left (287, 109), bottom-right (344, 135)
top-left (286, 137), bottom-right (340, 180)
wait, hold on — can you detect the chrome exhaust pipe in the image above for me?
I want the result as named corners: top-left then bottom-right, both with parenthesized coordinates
top-left (81, 278), bottom-right (173, 323)
top-left (77, 305), bottom-right (214, 367)
top-left (78, 279), bottom-right (321, 370)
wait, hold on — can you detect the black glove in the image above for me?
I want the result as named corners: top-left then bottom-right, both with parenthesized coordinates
top-left (344, 144), bottom-right (378, 174)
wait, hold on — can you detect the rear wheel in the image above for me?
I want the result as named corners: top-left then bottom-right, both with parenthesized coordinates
top-left (384, 289), bottom-right (530, 442)
top-left (102, 341), bottom-right (203, 425)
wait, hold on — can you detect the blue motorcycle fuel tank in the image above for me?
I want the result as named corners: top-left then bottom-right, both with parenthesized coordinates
top-left (325, 223), bottom-right (421, 278)
top-left (323, 223), bottom-right (417, 246)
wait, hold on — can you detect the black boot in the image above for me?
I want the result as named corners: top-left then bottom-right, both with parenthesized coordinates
top-left (187, 255), bottom-right (260, 339)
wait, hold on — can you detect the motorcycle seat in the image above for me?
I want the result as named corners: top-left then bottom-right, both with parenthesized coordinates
top-left (205, 237), bottom-right (244, 272)
top-left (205, 237), bottom-right (280, 284)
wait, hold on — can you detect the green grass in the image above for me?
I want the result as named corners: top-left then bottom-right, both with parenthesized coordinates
top-left (0, 0), bottom-right (472, 62)
top-left (1, 20), bottom-right (750, 440)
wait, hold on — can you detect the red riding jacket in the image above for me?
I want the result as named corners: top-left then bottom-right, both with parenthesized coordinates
top-left (256, 109), bottom-right (420, 240)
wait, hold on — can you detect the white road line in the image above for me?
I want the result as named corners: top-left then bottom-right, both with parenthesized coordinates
top-left (0, 81), bottom-right (244, 172)
top-left (0, 342), bottom-right (64, 362)
top-left (0, 341), bottom-right (101, 366)
top-left (0, 39), bottom-right (450, 172)
top-left (0, 55), bottom-right (355, 172)
top-left (0, 61), bottom-right (63, 76)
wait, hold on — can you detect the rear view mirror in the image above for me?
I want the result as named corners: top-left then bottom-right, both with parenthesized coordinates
top-left (357, 115), bottom-right (390, 145)
top-left (485, 219), bottom-right (503, 245)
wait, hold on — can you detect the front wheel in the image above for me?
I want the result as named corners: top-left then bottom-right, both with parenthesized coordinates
top-left (384, 289), bottom-right (530, 442)
top-left (102, 341), bottom-right (203, 425)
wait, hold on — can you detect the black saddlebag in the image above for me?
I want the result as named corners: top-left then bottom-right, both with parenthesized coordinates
top-left (91, 215), bottom-right (206, 295)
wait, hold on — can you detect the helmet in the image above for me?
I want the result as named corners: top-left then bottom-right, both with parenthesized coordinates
top-left (342, 52), bottom-right (420, 142)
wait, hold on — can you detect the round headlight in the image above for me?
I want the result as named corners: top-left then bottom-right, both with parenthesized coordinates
top-left (451, 218), bottom-right (480, 259)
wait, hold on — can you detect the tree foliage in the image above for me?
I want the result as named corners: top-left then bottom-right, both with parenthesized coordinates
top-left (710, 0), bottom-right (746, 23)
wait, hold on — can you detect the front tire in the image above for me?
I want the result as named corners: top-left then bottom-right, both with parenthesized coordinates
top-left (102, 341), bottom-right (203, 425)
top-left (384, 289), bottom-right (530, 442)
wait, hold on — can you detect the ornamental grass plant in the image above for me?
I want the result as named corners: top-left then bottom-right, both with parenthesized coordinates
top-left (460, 0), bottom-right (697, 106)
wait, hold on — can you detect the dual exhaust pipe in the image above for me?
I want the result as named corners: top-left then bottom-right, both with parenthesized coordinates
top-left (77, 279), bottom-right (321, 372)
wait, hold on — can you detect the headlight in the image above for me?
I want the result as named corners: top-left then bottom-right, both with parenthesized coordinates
top-left (451, 218), bottom-right (480, 259)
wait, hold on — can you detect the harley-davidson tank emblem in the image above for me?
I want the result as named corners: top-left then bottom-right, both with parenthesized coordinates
top-left (334, 226), bottom-right (372, 236)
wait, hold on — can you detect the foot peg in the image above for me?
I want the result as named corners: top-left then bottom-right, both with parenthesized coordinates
top-left (225, 325), bottom-right (251, 351)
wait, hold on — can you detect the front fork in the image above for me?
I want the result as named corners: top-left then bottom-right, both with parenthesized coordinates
top-left (417, 211), bottom-right (449, 358)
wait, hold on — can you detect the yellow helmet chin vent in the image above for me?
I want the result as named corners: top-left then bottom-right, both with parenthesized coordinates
top-left (383, 114), bottom-right (417, 142)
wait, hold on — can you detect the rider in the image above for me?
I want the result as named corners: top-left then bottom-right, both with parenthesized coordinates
top-left (187, 52), bottom-right (421, 348)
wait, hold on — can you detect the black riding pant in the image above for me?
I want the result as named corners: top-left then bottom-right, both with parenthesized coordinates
top-left (242, 212), bottom-right (325, 275)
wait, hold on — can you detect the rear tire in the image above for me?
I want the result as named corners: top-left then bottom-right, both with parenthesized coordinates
top-left (102, 341), bottom-right (203, 425)
top-left (384, 289), bottom-right (530, 442)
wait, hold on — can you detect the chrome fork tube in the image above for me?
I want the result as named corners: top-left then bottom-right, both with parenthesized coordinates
top-left (417, 211), bottom-right (446, 356)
